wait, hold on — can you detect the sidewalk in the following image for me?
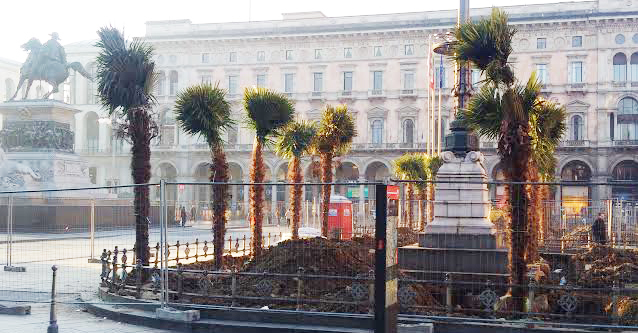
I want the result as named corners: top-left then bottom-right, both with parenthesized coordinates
top-left (0, 302), bottom-right (173, 333)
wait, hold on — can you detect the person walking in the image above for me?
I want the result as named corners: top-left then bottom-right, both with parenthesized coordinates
top-left (180, 206), bottom-right (187, 228)
top-left (592, 212), bottom-right (607, 245)
top-left (190, 205), bottom-right (197, 223)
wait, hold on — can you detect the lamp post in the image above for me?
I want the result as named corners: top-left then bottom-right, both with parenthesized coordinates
top-left (433, 0), bottom-right (479, 157)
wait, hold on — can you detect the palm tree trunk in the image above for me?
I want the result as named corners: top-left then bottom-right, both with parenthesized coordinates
top-left (320, 153), bottom-right (333, 237)
top-left (428, 183), bottom-right (435, 224)
top-left (288, 157), bottom-right (302, 239)
top-left (130, 108), bottom-right (152, 266)
top-left (249, 138), bottom-right (265, 257)
top-left (210, 144), bottom-right (229, 269)
top-left (406, 184), bottom-right (413, 229)
top-left (419, 188), bottom-right (427, 231)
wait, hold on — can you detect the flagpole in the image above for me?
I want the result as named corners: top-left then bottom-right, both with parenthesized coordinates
top-left (425, 36), bottom-right (430, 155)
top-left (437, 54), bottom-right (443, 155)
top-left (431, 53), bottom-right (436, 156)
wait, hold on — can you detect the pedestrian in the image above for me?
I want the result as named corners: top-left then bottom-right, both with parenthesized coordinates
top-left (592, 212), bottom-right (607, 245)
top-left (190, 205), bottom-right (197, 223)
top-left (285, 209), bottom-right (291, 227)
top-left (180, 206), bottom-right (187, 228)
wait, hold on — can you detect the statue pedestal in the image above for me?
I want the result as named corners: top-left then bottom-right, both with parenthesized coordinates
top-left (398, 151), bottom-right (507, 281)
top-left (0, 100), bottom-right (103, 197)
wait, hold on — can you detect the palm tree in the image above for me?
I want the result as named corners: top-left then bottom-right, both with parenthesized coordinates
top-left (393, 154), bottom-right (427, 230)
top-left (174, 83), bottom-right (232, 269)
top-left (243, 87), bottom-right (294, 257)
top-left (276, 121), bottom-right (318, 239)
top-left (454, 8), bottom-right (565, 312)
top-left (95, 27), bottom-right (158, 266)
top-left (424, 155), bottom-right (443, 228)
top-left (314, 105), bottom-right (357, 237)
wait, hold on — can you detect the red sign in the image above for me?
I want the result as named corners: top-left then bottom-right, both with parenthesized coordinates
top-left (387, 185), bottom-right (399, 200)
top-left (178, 184), bottom-right (185, 191)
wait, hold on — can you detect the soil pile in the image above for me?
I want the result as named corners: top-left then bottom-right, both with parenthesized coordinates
top-left (573, 245), bottom-right (638, 288)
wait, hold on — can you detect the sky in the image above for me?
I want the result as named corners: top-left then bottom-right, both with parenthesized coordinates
top-left (0, 0), bottom-right (574, 62)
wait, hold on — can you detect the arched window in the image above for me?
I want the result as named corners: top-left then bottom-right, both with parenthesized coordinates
top-left (4, 78), bottom-right (14, 100)
top-left (613, 53), bottom-right (627, 82)
top-left (630, 53), bottom-right (638, 82)
top-left (612, 160), bottom-right (638, 200)
top-left (371, 119), bottom-right (383, 144)
top-left (618, 97), bottom-right (638, 141)
top-left (156, 71), bottom-right (166, 96)
top-left (561, 160), bottom-right (591, 181)
top-left (402, 119), bottom-right (414, 144)
top-left (571, 115), bottom-right (584, 140)
top-left (169, 71), bottom-right (178, 96)
top-left (86, 62), bottom-right (96, 104)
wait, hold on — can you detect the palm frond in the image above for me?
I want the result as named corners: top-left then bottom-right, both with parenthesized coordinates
top-left (453, 8), bottom-right (516, 85)
top-left (461, 83), bottom-right (503, 140)
top-left (276, 120), bottom-right (318, 159)
top-left (174, 83), bottom-right (233, 147)
top-left (393, 153), bottom-right (441, 191)
top-left (95, 26), bottom-right (157, 115)
top-left (314, 104), bottom-right (357, 156)
top-left (242, 87), bottom-right (295, 143)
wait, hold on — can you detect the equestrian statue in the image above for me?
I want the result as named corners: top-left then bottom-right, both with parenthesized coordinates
top-left (9, 32), bottom-right (92, 100)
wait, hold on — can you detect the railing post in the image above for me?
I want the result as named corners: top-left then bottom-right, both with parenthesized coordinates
top-left (135, 259), bottom-right (143, 299)
top-left (47, 265), bottom-right (58, 333)
top-left (374, 183), bottom-right (396, 333)
top-left (88, 199), bottom-right (99, 263)
top-left (445, 273), bottom-right (453, 313)
top-left (231, 267), bottom-right (238, 307)
top-left (177, 263), bottom-right (183, 301)
top-left (110, 246), bottom-right (119, 293)
top-left (159, 179), bottom-right (167, 309)
top-left (296, 267), bottom-right (304, 311)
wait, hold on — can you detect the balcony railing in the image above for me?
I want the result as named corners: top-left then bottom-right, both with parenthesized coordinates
top-left (399, 89), bottom-right (416, 97)
top-left (368, 89), bottom-right (385, 98)
top-left (310, 91), bottom-right (324, 100)
top-left (613, 140), bottom-right (638, 146)
top-left (339, 90), bottom-right (353, 98)
top-left (560, 140), bottom-right (589, 147)
top-left (350, 142), bottom-right (425, 150)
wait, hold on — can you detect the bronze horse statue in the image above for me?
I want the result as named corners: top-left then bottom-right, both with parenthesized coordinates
top-left (9, 38), bottom-right (92, 100)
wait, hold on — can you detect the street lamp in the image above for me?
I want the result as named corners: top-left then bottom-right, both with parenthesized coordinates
top-left (433, 0), bottom-right (479, 157)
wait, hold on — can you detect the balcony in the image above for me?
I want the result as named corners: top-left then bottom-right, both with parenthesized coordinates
top-left (480, 141), bottom-right (496, 149)
top-left (560, 140), bottom-right (589, 147)
top-left (309, 91), bottom-right (324, 101)
top-left (368, 89), bottom-right (385, 99)
top-left (350, 142), bottom-right (425, 151)
top-left (399, 89), bottom-right (416, 98)
top-left (566, 83), bottom-right (585, 93)
top-left (338, 90), bottom-right (354, 100)
top-left (613, 140), bottom-right (638, 147)
top-left (283, 92), bottom-right (294, 99)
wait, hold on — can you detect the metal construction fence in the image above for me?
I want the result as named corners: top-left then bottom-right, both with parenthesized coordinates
top-left (1, 180), bottom-right (638, 330)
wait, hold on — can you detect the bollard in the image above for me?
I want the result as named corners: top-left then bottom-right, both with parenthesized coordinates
top-left (47, 265), bottom-right (58, 333)
top-left (194, 239), bottom-right (200, 262)
top-left (296, 267), bottom-right (305, 311)
top-left (177, 263), bottom-right (184, 301)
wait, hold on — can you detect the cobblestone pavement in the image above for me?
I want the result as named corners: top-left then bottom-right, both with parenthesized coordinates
top-left (0, 303), bottom-right (173, 333)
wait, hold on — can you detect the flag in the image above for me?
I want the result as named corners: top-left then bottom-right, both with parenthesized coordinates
top-left (439, 54), bottom-right (444, 89)
top-left (427, 40), bottom-right (435, 91)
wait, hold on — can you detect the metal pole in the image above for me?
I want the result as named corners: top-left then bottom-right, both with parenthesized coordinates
top-left (374, 183), bottom-right (396, 333)
top-left (159, 180), bottom-right (166, 308)
top-left (6, 195), bottom-right (11, 267)
top-left (47, 265), bottom-right (58, 333)
top-left (89, 199), bottom-right (96, 262)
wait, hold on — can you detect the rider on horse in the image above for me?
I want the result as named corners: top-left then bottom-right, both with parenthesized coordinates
top-left (41, 32), bottom-right (67, 66)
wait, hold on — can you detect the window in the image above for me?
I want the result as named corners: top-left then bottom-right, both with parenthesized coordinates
top-left (200, 75), bottom-right (212, 84)
top-left (536, 64), bottom-right (548, 84)
top-left (403, 119), bottom-right (414, 144)
top-left (256, 74), bottom-right (266, 87)
top-left (434, 66), bottom-right (446, 88)
top-left (284, 73), bottom-right (294, 93)
top-left (569, 61), bottom-right (583, 83)
top-left (257, 51), bottom-right (265, 62)
top-left (371, 119), bottom-right (383, 144)
top-left (631, 53), bottom-right (638, 82)
top-left (156, 70), bottom-right (165, 96)
top-left (313, 72), bottom-right (323, 92)
top-left (229, 52), bottom-right (237, 63)
top-left (89, 167), bottom-right (97, 185)
top-left (372, 71), bottom-right (383, 91)
top-left (403, 70), bottom-right (415, 90)
top-left (285, 50), bottom-right (293, 61)
top-left (618, 97), bottom-right (638, 140)
top-left (374, 46), bottom-right (382, 57)
top-left (228, 75), bottom-right (238, 95)
top-left (201, 53), bottom-right (210, 63)
top-left (471, 69), bottom-right (481, 88)
top-left (571, 115), bottom-right (584, 140)
top-left (169, 70), bottom-right (178, 95)
top-left (537, 38), bottom-right (547, 49)
top-left (404, 44), bottom-right (414, 56)
top-left (572, 36), bottom-right (582, 48)
top-left (344, 47), bottom-right (352, 59)
top-left (314, 49), bottom-right (322, 60)
top-left (343, 72), bottom-right (353, 91)
top-left (613, 53), bottom-right (628, 82)
top-left (615, 34), bottom-right (626, 45)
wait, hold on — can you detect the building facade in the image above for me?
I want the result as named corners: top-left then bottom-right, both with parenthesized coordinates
top-left (2, 0), bottom-right (638, 219)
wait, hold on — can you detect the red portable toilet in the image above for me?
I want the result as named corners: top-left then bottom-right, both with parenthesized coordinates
top-left (327, 195), bottom-right (353, 240)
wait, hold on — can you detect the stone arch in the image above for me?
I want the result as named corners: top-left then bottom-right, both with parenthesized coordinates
top-left (611, 159), bottom-right (638, 200)
top-left (155, 161), bottom-right (179, 202)
top-left (335, 160), bottom-right (360, 198)
top-left (558, 158), bottom-right (594, 180)
top-left (362, 159), bottom-right (392, 178)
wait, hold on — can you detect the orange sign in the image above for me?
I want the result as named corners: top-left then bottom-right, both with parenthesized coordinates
top-left (387, 185), bottom-right (399, 200)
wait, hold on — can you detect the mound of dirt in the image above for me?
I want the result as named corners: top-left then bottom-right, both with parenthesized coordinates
top-left (573, 245), bottom-right (638, 288)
